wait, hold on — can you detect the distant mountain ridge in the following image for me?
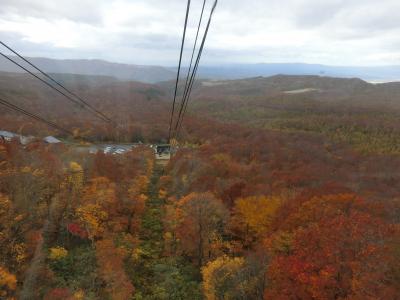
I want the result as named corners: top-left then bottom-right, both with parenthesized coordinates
top-left (194, 63), bottom-right (400, 82)
top-left (0, 56), bottom-right (176, 83)
top-left (0, 55), bottom-right (400, 83)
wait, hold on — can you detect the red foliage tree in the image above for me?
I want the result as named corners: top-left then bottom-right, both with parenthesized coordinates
top-left (265, 194), bottom-right (398, 300)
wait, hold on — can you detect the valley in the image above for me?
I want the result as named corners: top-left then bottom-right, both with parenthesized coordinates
top-left (1, 72), bottom-right (400, 299)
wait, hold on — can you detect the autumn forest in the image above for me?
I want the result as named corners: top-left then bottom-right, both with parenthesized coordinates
top-left (1, 72), bottom-right (400, 300)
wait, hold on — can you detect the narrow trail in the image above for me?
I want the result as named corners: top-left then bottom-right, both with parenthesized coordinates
top-left (131, 161), bottom-right (166, 299)
top-left (20, 194), bottom-right (67, 300)
top-left (140, 162), bottom-right (165, 258)
top-left (129, 160), bottom-right (202, 299)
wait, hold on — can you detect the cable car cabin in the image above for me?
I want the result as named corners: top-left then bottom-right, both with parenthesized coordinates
top-left (155, 144), bottom-right (171, 160)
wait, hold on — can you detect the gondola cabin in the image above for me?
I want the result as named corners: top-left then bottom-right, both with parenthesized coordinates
top-left (155, 144), bottom-right (171, 160)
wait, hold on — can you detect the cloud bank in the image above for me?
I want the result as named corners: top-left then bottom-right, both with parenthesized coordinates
top-left (0, 0), bottom-right (399, 66)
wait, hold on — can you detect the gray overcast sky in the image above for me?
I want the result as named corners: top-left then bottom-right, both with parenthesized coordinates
top-left (0, 0), bottom-right (400, 66)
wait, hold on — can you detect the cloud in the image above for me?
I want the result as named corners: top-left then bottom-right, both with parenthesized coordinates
top-left (0, 0), bottom-right (399, 66)
top-left (0, 0), bottom-right (105, 25)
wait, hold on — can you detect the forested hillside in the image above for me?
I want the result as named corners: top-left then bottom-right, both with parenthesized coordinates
top-left (2, 57), bottom-right (400, 82)
top-left (0, 72), bottom-right (169, 143)
top-left (0, 58), bottom-right (175, 83)
top-left (191, 76), bottom-right (400, 154)
top-left (1, 73), bottom-right (399, 299)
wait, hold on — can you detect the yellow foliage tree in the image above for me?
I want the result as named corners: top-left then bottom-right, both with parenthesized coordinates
top-left (48, 246), bottom-right (68, 260)
top-left (231, 195), bottom-right (283, 247)
top-left (69, 161), bottom-right (83, 189)
top-left (11, 243), bottom-right (27, 265)
top-left (72, 290), bottom-right (85, 300)
top-left (78, 176), bottom-right (126, 234)
top-left (76, 204), bottom-right (108, 240)
top-left (66, 161), bottom-right (84, 201)
top-left (0, 194), bottom-right (27, 272)
top-left (202, 256), bottom-right (245, 300)
top-left (69, 161), bottom-right (83, 173)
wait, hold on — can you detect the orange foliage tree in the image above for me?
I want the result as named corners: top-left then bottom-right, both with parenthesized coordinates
top-left (95, 239), bottom-right (134, 300)
top-left (0, 265), bottom-right (16, 299)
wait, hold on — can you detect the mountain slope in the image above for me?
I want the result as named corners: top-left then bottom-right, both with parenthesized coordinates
top-left (1, 55), bottom-right (400, 83)
top-left (0, 56), bottom-right (175, 83)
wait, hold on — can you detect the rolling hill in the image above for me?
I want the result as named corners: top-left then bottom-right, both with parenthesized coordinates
top-left (0, 56), bottom-right (175, 83)
top-left (1, 55), bottom-right (400, 83)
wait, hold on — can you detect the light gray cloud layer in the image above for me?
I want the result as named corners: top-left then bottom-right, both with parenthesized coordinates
top-left (0, 0), bottom-right (399, 66)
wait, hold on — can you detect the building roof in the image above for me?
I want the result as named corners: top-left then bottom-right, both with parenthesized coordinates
top-left (43, 136), bottom-right (62, 144)
top-left (0, 131), bottom-right (16, 138)
top-left (20, 136), bottom-right (35, 145)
